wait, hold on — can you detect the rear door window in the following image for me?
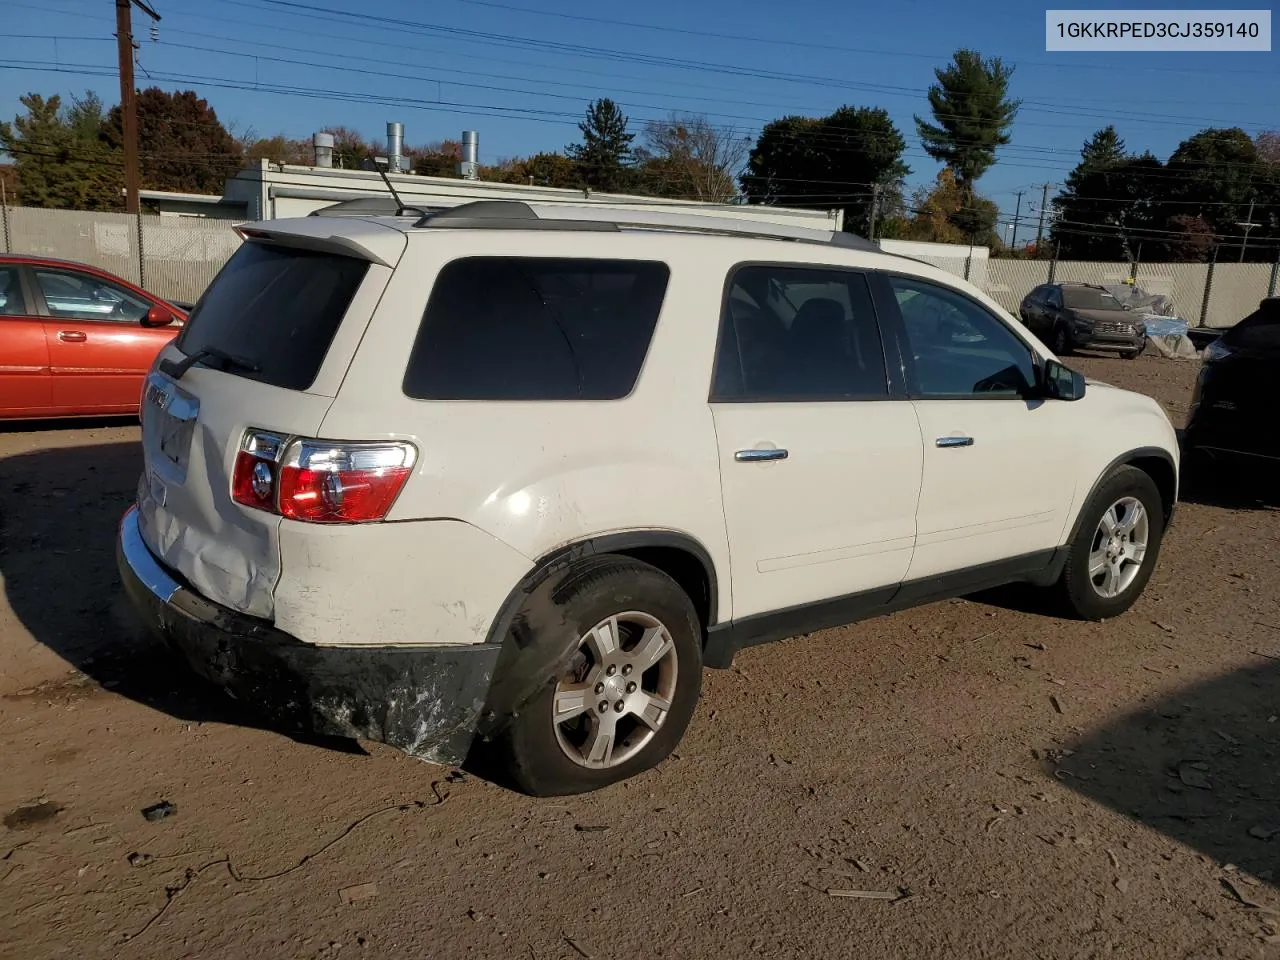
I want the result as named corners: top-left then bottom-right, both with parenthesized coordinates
top-left (175, 242), bottom-right (369, 391)
top-left (403, 257), bottom-right (670, 401)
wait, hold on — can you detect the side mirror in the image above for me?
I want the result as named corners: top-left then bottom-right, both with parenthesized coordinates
top-left (1042, 358), bottom-right (1086, 401)
top-left (142, 304), bottom-right (175, 328)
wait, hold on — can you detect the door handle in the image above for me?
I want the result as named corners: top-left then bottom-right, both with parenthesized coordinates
top-left (58, 331), bottom-right (87, 342)
top-left (936, 436), bottom-right (974, 448)
top-left (735, 447), bottom-right (789, 463)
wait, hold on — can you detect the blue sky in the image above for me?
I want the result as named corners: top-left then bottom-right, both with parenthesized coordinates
top-left (2, 0), bottom-right (1276, 236)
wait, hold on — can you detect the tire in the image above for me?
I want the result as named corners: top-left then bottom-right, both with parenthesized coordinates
top-left (1051, 324), bottom-right (1073, 356)
top-left (1121, 347), bottom-right (1142, 360)
top-left (498, 556), bottom-right (703, 797)
top-left (1052, 464), bottom-right (1165, 621)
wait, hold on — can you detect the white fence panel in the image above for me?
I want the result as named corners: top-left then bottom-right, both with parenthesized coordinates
top-left (1206, 263), bottom-right (1272, 327)
top-left (6, 206), bottom-right (142, 285)
top-left (141, 216), bottom-right (242, 304)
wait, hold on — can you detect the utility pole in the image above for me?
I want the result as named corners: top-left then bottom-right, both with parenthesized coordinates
top-left (867, 183), bottom-right (881, 240)
top-left (115, 0), bottom-right (161, 214)
top-left (1034, 183), bottom-right (1051, 247)
top-left (1010, 190), bottom-right (1023, 248)
top-left (1237, 199), bottom-right (1259, 262)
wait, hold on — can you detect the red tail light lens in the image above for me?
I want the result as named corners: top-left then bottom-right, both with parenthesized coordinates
top-left (278, 440), bottom-right (416, 523)
top-left (231, 431), bottom-right (287, 512)
top-left (231, 431), bottom-right (416, 523)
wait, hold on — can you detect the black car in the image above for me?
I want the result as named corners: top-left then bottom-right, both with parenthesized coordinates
top-left (1183, 296), bottom-right (1280, 468)
top-left (1019, 282), bottom-right (1146, 359)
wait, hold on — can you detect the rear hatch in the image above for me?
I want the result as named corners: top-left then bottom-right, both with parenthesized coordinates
top-left (137, 221), bottom-right (405, 619)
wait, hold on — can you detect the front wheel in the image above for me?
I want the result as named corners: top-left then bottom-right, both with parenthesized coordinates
top-left (498, 557), bottom-right (703, 796)
top-left (1052, 324), bottom-right (1073, 356)
top-left (1121, 347), bottom-right (1142, 360)
top-left (1051, 464), bottom-right (1165, 620)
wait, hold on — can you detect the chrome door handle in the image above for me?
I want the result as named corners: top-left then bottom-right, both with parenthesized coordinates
top-left (936, 436), bottom-right (974, 448)
top-left (735, 447), bottom-right (788, 463)
top-left (58, 331), bottom-right (87, 342)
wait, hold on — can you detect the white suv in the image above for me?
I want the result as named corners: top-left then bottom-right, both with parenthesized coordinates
top-left (117, 200), bottom-right (1179, 796)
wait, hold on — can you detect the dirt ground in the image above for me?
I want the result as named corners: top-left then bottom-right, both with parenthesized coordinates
top-left (2, 353), bottom-right (1278, 960)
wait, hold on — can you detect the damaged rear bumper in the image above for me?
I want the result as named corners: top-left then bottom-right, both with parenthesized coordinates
top-left (115, 505), bottom-right (499, 765)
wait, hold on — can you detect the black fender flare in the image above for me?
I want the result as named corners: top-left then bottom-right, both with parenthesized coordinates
top-left (1064, 446), bottom-right (1178, 550)
top-left (474, 530), bottom-right (719, 740)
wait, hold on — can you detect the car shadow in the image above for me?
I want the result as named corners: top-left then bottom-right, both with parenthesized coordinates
top-left (0, 415), bottom-right (141, 434)
top-left (1051, 658), bottom-right (1280, 887)
top-left (0, 439), bottom-right (366, 754)
top-left (1178, 454), bottom-right (1280, 511)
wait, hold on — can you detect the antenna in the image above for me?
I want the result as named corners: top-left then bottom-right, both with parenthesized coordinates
top-left (359, 157), bottom-right (430, 218)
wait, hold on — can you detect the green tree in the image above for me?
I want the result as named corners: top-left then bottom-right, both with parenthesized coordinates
top-left (320, 126), bottom-right (374, 170)
top-left (104, 88), bottom-right (241, 194)
top-left (488, 152), bottom-right (580, 188)
top-left (0, 92), bottom-right (121, 209)
top-left (566, 98), bottom-right (636, 192)
top-left (411, 139), bottom-right (461, 178)
top-left (1052, 152), bottom-right (1165, 260)
top-left (900, 168), bottom-right (999, 245)
top-left (742, 106), bottom-right (909, 233)
top-left (915, 50), bottom-right (1020, 193)
top-left (242, 133), bottom-right (313, 166)
top-left (1162, 127), bottom-right (1267, 260)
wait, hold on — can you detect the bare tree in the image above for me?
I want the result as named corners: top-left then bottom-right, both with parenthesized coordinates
top-left (1257, 130), bottom-right (1280, 163)
top-left (639, 113), bottom-right (749, 202)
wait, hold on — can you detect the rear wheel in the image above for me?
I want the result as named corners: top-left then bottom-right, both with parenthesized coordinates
top-left (499, 557), bottom-right (702, 796)
top-left (1052, 465), bottom-right (1164, 620)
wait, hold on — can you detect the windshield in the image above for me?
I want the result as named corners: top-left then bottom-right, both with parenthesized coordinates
top-left (175, 242), bottom-right (369, 391)
top-left (1062, 287), bottom-right (1127, 312)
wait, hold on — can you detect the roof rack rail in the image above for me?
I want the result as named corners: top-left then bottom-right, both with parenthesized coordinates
top-left (410, 200), bottom-right (880, 251)
top-left (310, 196), bottom-right (434, 218)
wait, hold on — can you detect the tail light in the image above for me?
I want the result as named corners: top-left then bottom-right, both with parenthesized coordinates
top-left (231, 429), bottom-right (416, 524)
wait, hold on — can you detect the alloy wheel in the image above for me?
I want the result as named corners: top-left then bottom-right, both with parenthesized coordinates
top-left (1088, 496), bottom-right (1149, 599)
top-left (551, 612), bottom-right (679, 769)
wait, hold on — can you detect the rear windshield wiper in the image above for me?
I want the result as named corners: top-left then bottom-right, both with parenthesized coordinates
top-left (159, 346), bottom-right (261, 381)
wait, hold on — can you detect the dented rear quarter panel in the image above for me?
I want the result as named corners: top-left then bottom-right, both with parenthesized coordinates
top-left (317, 230), bottom-right (738, 629)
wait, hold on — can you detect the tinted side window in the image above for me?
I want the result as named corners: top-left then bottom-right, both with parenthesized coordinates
top-left (711, 265), bottom-right (887, 401)
top-left (0, 267), bottom-right (27, 316)
top-left (35, 269), bottom-right (150, 323)
top-left (889, 276), bottom-right (1036, 398)
top-left (403, 258), bottom-right (669, 401)
top-left (1046, 287), bottom-right (1063, 309)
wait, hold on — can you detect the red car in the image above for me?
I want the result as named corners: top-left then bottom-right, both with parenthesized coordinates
top-left (0, 255), bottom-right (188, 420)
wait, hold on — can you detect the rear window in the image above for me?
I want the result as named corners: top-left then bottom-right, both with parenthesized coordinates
top-left (176, 242), bottom-right (370, 390)
top-left (1224, 298), bottom-right (1280, 350)
top-left (402, 257), bottom-right (669, 401)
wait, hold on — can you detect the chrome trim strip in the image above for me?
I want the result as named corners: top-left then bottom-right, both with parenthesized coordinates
top-left (119, 505), bottom-right (180, 604)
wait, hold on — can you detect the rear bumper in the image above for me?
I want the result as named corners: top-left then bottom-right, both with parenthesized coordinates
top-left (115, 505), bottom-right (500, 765)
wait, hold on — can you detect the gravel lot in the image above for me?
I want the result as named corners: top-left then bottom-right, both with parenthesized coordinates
top-left (2, 354), bottom-right (1278, 960)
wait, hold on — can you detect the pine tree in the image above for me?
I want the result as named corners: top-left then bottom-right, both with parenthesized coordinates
top-left (914, 50), bottom-right (1020, 194)
top-left (566, 98), bottom-right (635, 192)
top-left (0, 92), bottom-right (122, 209)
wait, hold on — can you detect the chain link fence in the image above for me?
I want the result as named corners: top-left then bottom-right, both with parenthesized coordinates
top-left (984, 255), bottom-right (1278, 327)
top-left (0, 204), bottom-right (242, 305)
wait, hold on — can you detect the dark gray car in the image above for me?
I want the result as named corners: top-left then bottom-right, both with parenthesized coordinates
top-left (1019, 283), bottom-right (1146, 359)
